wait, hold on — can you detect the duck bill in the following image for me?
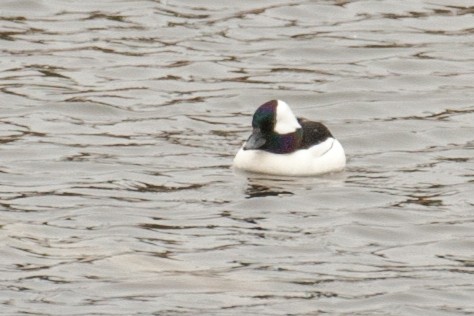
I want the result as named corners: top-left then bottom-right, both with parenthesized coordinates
top-left (244, 128), bottom-right (266, 150)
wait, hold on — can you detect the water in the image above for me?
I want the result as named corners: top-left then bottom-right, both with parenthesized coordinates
top-left (1, 0), bottom-right (473, 315)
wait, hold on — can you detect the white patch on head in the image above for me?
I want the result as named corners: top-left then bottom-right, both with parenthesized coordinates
top-left (274, 100), bottom-right (301, 134)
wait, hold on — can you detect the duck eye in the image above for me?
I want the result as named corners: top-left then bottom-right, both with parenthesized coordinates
top-left (253, 115), bottom-right (273, 132)
top-left (260, 119), bottom-right (273, 132)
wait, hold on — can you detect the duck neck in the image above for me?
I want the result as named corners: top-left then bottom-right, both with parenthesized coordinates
top-left (262, 128), bottom-right (303, 154)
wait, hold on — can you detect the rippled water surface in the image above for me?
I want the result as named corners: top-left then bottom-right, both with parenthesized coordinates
top-left (1, 0), bottom-right (474, 315)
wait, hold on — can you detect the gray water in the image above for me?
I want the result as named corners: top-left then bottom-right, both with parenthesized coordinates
top-left (1, 0), bottom-right (474, 315)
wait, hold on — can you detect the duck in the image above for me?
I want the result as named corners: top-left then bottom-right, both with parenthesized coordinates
top-left (233, 100), bottom-right (346, 176)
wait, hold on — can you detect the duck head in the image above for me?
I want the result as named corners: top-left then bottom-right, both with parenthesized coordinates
top-left (243, 100), bottom-right (303, 154)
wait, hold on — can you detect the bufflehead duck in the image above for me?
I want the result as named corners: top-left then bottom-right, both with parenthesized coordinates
top-left (233, 100), bottom-right (346, 176)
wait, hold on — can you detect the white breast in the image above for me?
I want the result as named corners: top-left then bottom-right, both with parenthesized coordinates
top-left (233, 138), bottom-right (346, 176)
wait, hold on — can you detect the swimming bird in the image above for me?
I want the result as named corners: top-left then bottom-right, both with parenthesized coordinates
top-left (233, 100), bottom-right (346, 176)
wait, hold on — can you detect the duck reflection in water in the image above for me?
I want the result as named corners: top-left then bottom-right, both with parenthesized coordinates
top-left (244, 177), bottom-right (294, 199)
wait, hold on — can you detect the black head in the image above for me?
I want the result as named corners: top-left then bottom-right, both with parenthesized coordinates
top-left (251, 100), bottom-right (278, 133)
top-left (244, 100), bottom-right (303, 154)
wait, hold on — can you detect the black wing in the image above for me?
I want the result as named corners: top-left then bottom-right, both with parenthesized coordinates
top-left (298, 118), bottom-right (333, 149)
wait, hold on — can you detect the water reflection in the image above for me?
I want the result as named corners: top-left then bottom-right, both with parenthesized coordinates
top-left (235, 172), bottom-right (296, 198)
top-left (1, 0), bottom-right (474, 315)
top-left (245, 182), bottom-right (293, 199)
